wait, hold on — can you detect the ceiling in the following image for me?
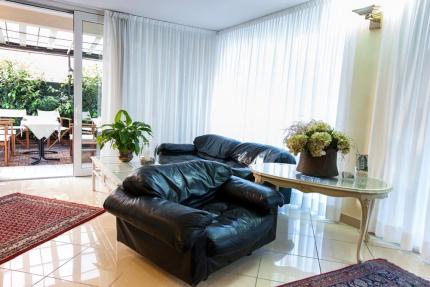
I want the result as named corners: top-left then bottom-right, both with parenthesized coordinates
top-left (0, 3), bottom-right (102, 58)
top-left (57, 0), bottom-right (310, 30)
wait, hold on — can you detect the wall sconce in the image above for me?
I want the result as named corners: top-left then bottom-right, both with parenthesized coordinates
top-left (353, 5), bottom-right (382, 30)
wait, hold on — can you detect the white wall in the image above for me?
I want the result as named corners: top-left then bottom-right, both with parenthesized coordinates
top-left (340, 27), bottom-right (382, 220)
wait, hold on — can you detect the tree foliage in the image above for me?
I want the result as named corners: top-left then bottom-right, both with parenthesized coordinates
top-left (0, 60), bottom-right (101, 119)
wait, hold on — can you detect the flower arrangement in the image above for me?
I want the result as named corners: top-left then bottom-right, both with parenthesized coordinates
top-left (284, 120), bottom-right (351, 157)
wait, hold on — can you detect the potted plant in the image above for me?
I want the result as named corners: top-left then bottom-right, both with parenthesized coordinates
top-left (283, 120), bottom-right (351, 177)
top-left (97, 110), bottom-right (152, 162)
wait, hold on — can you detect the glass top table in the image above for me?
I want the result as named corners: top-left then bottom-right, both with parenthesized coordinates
top-left (250, 163), bottom-right (391, 195)
top-left (90, 156), bottom-right (150, 192)
top-left (250, 162), bottom-right (392, 263)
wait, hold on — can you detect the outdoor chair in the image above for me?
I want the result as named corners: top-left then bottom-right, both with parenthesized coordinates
top-left (0, 108), bottom-right (29, 149)
top-left (69, 122), bottom-right (97, 158)
top-left (37, 110), bottom-right (72, 149)
top-left (0, 119), bottom-right (16, 165)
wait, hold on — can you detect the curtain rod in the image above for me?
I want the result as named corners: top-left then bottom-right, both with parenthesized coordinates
top-left (107, 9), bottom-right (217, 33)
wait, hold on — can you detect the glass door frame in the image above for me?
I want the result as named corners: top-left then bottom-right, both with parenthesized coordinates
top-left (73, 11), bottom-right (103, 176)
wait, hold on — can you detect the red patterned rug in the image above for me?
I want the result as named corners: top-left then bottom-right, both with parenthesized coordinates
top-left (280, 259), bottom-right (430, 286)
top-left (0, 193), bottom-right (105, 264)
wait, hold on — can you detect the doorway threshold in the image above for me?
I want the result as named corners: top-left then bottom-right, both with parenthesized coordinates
top-left (0, 164), bottom-right (73, 181)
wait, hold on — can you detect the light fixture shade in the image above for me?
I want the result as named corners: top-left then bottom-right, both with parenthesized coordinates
top-left (352, 5), bottom-right (382, 30)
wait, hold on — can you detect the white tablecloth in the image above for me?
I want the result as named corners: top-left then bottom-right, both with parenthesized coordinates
top-left (21, 116), bottom-right (61, 140)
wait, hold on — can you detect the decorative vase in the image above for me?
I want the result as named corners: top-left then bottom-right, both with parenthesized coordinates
top-left (119, 150), bottom-right (133, 162)
top-left (296, 149), bottom-right (338, 178)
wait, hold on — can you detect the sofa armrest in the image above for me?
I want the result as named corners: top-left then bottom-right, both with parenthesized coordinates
top-left (103, 187), bottom-right (213, 251)
top-left (218, 176), bottom-right (282, 211)
top-left (156, 143), bottom-right (196, 155)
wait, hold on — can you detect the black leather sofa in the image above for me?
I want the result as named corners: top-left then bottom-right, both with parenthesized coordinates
top-left (104, 160), bottom-right (282, 286)
top-left (157, 134), bottom-right (296, 204)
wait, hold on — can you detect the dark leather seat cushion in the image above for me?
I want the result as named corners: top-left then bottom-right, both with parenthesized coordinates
top-left (194, 134), bottom-right (241, 160)
top-left (157, 154), bottom-right (202, 164)
top-left (157, 143), bottom-right (196, 155)
top-left (123, 160), bottom-right (232, 207)
top-left (231, 142), bottom-right (269, 165)
top-left (201, 200), bottom-right (274, 257)
top-left (263, 147), bottom-right (296, 164)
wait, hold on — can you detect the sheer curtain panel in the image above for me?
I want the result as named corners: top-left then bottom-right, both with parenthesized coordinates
top-left (368, 0), bottom-right (430, 262)
top-left (210, 0), bottom-right (361, 219)
top-left (103, 11), bottom-right (216, 148)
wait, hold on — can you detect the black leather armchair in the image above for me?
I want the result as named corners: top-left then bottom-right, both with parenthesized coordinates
top-left (157, 134), bottom-right (296, 204)
top-left (104, 160), bottom-right (282, 286)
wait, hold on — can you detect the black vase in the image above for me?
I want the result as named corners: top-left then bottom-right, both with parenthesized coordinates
top-left (296, 149), bottom-right (338, 178)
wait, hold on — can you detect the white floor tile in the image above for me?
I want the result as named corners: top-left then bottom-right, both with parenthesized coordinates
top-left (255, 278), bottom-right (286, 287)
top-left (0, 268), bottom-right (44, 287)
top-left (315, 237), bottom-right (373, 264)
top-left (312, 221), bottom-right (359, 243)
top-left (258, 251), bottom-right (320, 283)
top-left (318, 260), bottom-right (349, 273)
top-left (0, 241), bottom-right (88, 276)
top-left (199, 272), bottom-right (256, 287)
top-left (0, 165), bottom-right (72, 181)
top-left (263, 233), bottom-right (318, 259)
top-left (0, 176), bottom-right (429, 287)
top-left (219, 251), bottom-right (262, 277)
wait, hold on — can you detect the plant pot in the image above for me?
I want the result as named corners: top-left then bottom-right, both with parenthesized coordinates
top-left (118, 150), bottom-right (133, 162)
top-left (296, 149), bottom-right (338, 178)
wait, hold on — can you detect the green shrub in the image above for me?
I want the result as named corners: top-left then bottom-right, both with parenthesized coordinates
top-left (0, 60), bottom-right (101, 119)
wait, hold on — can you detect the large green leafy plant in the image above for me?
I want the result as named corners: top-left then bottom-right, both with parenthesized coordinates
top-left (97, 110), bottom-right (152, 155)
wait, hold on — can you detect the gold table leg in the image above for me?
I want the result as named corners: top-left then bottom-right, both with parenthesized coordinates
top-left (356, 198), bottom-right (374, 263)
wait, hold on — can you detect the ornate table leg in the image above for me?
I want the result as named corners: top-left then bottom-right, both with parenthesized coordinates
top-left (356, 197), bottom-right (373, 263)
top-left (365, 200), bottom-right (375, 242)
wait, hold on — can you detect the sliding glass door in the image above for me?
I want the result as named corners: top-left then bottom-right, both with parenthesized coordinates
top-left (73, 11), bottom-right (103, 176)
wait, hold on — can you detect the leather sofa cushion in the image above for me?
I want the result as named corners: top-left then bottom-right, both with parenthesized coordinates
top-left (231, 142), bottom-right (296, 165)
top-left (123, 160), bottom-right (232, 206)
top-left (158, 154), bottom-right (253, 179)
top-left (157, 154), bottom-right (202, 164)
top-left (194, 134), bottom-right (241, 160)
top-left (263, 147), bottom-right (296, 164)
top-left (157, 143), bottom-right (196, 155)
top-left (201, 200), bottom-right (274, 256)
top-left (219, 176), bottom-right (282, 211)
top-left (104, 188), bottom-right (213, 251)
top-left (231, 143), bottom-right (270, 165)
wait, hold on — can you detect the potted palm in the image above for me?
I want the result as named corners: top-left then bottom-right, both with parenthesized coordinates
top-left (97, 110), bottom-right (152, 162)
top-left (283, 120), bottom-right (351, 177)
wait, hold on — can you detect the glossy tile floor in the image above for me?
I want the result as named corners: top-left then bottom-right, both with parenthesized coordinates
top-left (0, 177), bottom-right (429, 287)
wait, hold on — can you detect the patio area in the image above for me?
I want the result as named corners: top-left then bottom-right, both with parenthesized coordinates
top-left (0, 2), bottom-right (102, 172)
top-left (0, 141), bottom-right (71, 167)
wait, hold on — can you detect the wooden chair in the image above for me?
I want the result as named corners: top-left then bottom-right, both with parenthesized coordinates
top-left (0, 120), bottom-right (15, 165)
top-left (0, 109), bottom-right (29, 149)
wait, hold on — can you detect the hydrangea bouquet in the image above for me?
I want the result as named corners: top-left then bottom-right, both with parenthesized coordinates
top-left (284, 120), bottom-right (351, 157)
top-left (283, 120), bottom-right (352, 177)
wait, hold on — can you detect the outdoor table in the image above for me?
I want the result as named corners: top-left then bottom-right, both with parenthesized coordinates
top-left (21, 116), bottom-right (61, 165)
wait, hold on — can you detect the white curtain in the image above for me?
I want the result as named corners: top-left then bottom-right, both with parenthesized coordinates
top-left (102, 11), bottom-right (216, 150)
top-left (368, 0), bottom-right (430, 262)
top-left (210, 0), bottom-right (361, 219)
